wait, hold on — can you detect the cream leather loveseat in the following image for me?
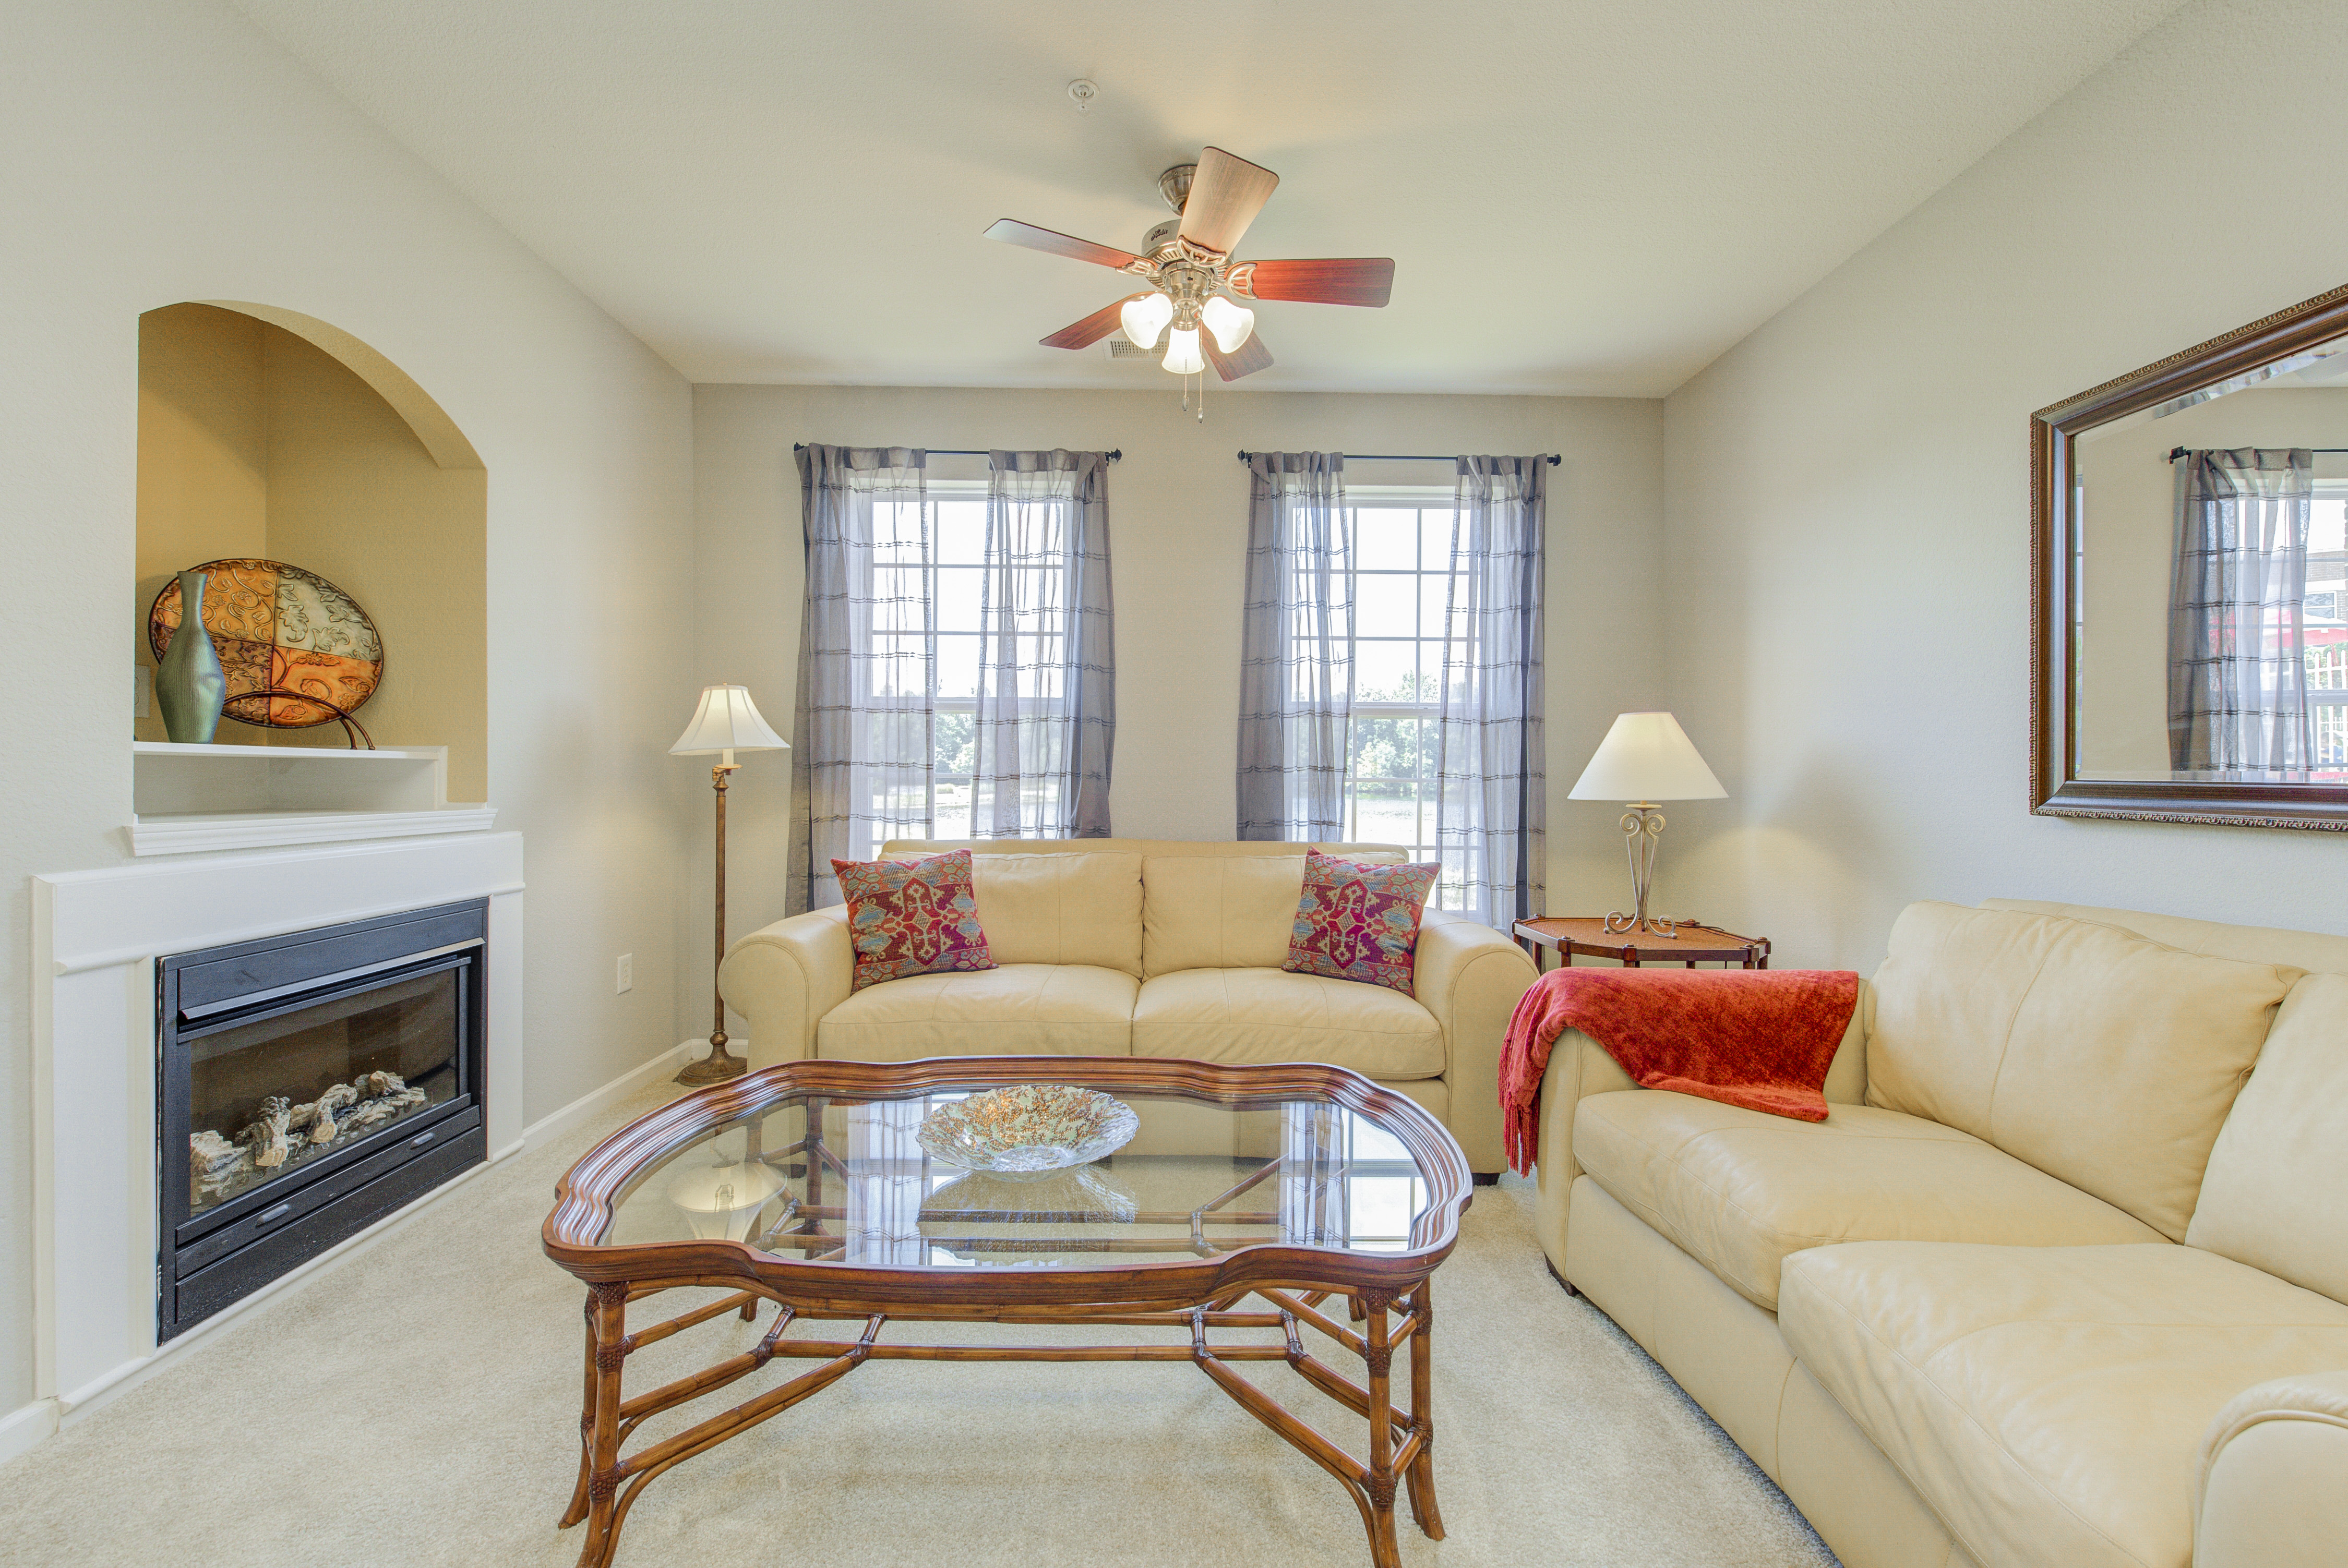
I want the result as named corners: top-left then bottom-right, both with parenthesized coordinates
top-left (1532, 898), bottom-right (2348, 1568)
top-left (719, 839), bottom-right (1538, 1176)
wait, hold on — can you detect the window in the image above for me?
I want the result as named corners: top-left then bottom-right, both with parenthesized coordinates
top-left (1340, 490), bottom-right (1466, 905)
top-left (868, 477), bottom-right (1094, 846)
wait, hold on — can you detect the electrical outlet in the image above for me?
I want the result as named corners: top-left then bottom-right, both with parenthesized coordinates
top-left (616, 954), bottom-right (633, 994)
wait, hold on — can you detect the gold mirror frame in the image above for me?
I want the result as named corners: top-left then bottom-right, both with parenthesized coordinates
top-left (2031, 281), bottom-right (2348, 831)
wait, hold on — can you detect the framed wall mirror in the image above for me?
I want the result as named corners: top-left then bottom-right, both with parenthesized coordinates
top-left (2033, 282), bottom-right (2348, 830)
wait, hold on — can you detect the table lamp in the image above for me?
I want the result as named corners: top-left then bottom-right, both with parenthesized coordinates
top-left (671, 684), bottom-right (789, 1085)
top-left (1567, 711), bottom-right (1724, 938)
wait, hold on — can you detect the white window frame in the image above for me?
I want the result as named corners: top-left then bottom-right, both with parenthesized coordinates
top-left (1338, 487), bottom-right (1462, 905)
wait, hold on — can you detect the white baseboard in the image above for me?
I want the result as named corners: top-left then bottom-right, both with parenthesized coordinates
top-left (514, 1040), bottom-right (702, 1155)
top-left (7, 1039), bottom-right (709, 1467)
top-left (0, 1400), bottom-right (58, 1465)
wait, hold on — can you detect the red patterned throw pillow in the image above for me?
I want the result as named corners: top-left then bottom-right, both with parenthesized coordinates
top-left (831, 849), bottom-right (996, 991)
top-left (1281, 851), bottom-right (1441, 993)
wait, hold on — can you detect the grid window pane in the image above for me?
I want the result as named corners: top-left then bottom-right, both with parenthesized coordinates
top-left (1338, 501), bottom-right (1467, 868)
top-left (935, 566), bottom-right (983, 633)
top-left (935, 502), bottom-right (987, 565)
top-left (1354, 509), bottom-right (1417, 572)
top-left (1355, 573), bottom-right (1416, 635)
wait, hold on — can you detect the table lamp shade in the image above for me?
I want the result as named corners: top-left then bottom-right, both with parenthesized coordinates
top-left (670, 684), bottom-right (788, 756)
top-left (1568, 711), bottom-right (1724, 802)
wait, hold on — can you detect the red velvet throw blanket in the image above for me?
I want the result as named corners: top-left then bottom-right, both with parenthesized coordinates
top-left (1500, 967), bottom-right (1860, 1175)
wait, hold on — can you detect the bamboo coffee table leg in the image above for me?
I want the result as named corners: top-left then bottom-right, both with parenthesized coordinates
top-left (1403, 1279), bottom-right (1444, 1539)
top-left (1363, 1295), bottom-right (1403, 1568)
top-left (572, 1282), bottom-right (630, 1568)
top-left (559, 1292), bottom-right (601, 1529)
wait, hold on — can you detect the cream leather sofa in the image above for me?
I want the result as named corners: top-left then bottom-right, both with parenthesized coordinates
top-left (1533, 898), bottom-right (2348, 1568)
top-left (718, 839), bottom-right (1538, 1175)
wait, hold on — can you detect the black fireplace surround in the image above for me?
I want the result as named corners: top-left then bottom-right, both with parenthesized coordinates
top-left (158, 899), bottom-right (489, 1340)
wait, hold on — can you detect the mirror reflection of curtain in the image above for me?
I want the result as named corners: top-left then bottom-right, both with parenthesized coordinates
top-left (2167, 449), bottom-right (2313, 779)
top-left (1278, 1101), bottom-right (1349, 1247)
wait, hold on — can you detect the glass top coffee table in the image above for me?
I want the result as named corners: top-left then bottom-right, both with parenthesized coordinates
top-left (543, 1055), bottom-right (1472, 1568)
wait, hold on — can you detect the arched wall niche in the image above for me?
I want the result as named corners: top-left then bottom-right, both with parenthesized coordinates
top-left (135, 302), bottom-right (488, 801)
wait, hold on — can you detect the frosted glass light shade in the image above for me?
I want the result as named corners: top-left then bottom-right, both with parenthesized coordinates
top-left (1162, 325), bottom-right (1205, 375)
top-left (1120, 292), bottom-right (1172, 351)
top-left (1568, 711), bottom-right (1725, 802)
top-left (1200, 295), bottom-right (1255, 352)
top-left (670, 684), bottom-right (789, 756)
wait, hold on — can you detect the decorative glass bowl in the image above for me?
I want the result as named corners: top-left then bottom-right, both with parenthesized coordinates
top-left (915, 1084), bottom-right (1139, 1175)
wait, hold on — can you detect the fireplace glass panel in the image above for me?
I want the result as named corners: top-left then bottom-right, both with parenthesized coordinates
top-left (185, 968), bottom-right (459, 1214)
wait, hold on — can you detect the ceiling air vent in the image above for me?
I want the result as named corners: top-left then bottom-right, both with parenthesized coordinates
top-left (1106, 335), bottom-right (1156, 359)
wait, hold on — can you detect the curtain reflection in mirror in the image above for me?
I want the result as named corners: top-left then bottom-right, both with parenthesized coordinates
top-left (2167, 449), bottom-right (2313, 778)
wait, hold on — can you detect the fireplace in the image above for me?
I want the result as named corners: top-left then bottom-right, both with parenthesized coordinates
top-left (157, 899), bottom-right (490, 1340)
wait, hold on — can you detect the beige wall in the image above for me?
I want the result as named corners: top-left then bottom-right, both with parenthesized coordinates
top-left (689, 384), bottom-right (1666, 1040)
top-left (260, 325), bottom-right (490, 800)
top-left (2073, 389), bottom-right (2348, 776)
top-left (2, 0), bottom-right (698, 1426)
top-left (135, 305), bottom-right (269, 687)
top-left (135, 307), bottom-right (491, 800)
top-left (1659, 0), bottom-right (2348, 972)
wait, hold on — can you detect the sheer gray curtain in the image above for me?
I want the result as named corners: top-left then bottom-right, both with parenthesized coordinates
top-left (974, 450), bottom-right (1116, 837)
top-left (1238, 452), bottom-right (1352, 839)
top-left (2168, 448), bottom-right (2313, 779)
top-left (788, 445), bottom-right (931, 913)
top-left (1434, 456), bottom-right (1547, 927)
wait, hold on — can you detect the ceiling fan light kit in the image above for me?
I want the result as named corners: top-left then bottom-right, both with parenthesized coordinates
top-left (985, 145), bottom-right (1395, 417)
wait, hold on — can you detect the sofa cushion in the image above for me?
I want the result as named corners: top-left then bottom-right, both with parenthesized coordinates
top-left (1280, 850), bottom-right (1439, 993)
top-left (1574, 1091), bottom-right (2164, 1310)
top-left (1778, 1241), bottom-right (2348, 1568)
top-left (965, 852), bottom-right (1144, 977)
top-left (1865, 901), bottom-right (2296, 1239)
top-left (1130, 968), bottom-right (1445, 1079)
top-left (1142, 855), bottom-right (1312, 976)
top-left (832, 849), bottom-right (995, 990)
top-left (814, 963), bottom-right (1136, 1060)
top-left (2187, 972), bottom-right (2348, 1305)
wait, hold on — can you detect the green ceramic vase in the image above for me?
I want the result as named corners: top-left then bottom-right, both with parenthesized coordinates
top-left (155, 569), bottom-right (227, 743)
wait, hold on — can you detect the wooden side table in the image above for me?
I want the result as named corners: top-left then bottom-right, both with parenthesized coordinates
top-left (1513, 916), bottom-right (1769, 972)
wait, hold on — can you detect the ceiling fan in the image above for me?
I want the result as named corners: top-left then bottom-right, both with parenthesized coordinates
top-left (984, 146), bottom-right (1395, 383)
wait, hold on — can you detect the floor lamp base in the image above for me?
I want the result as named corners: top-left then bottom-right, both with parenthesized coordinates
top-left (674, 1037), bottom-right (748, 1086)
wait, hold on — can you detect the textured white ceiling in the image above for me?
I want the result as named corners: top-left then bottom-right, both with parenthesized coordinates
top-left (232, 0), bottom-right (2184, 396)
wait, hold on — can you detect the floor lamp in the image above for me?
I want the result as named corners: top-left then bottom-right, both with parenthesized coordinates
top-left (670, 684), bottom-right (789, 1085)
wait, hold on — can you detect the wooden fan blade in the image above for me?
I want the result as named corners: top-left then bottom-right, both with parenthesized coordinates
top-left (1177, 147), bottom-right (1279, 256)
top-left (985, 219), bottom-right (1139, 270)
top-left (1202, 330), bottom-right (1273, 382)
top-left (1229, 258), bottom-right (1394, 307)
top-left (1041, 295), bottom-right (1147, 351)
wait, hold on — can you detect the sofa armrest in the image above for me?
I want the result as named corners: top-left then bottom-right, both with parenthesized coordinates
top-left (717, 906), bottom-right (853, 1070)
top-left (2194, 1371), bottom-right (2348, 1568)
top-left (1412, 910), bottom-right (1538, 1175)
top-left (1530, 979), bottom-right (1873, 1273)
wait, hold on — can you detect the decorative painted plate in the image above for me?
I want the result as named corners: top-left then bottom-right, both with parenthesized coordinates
top-left (915, 1085), bottom-right (1139, 1175)
top-left (148, 559), bottom-right (382, 729)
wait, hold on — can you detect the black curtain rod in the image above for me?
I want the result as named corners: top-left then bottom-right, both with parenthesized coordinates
top-left (792, 443), bottom-right (1120, 461)
top-left (1235, 450), bottom-right (1561, 465)
top-left (2166, 445), bottom-right (2348, 461)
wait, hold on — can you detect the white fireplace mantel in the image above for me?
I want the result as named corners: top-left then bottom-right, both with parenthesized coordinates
top-left (29, 831), bottom-right (524, 1425)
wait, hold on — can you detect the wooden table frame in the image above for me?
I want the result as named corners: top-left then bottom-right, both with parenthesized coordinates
top-left (1512, 916), bottom-right (1769, 972)
top-left (542, 1057), bottom-right (1472, 1568)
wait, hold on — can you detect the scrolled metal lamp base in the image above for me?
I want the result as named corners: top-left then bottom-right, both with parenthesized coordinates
top-left (1601, 804), bottom-right (1676, 937)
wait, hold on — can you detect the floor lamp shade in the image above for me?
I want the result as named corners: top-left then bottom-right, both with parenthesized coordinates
top-left (673, 684), bottom-right (786, 1087)
top-left (1568, 711), bottom-right (1724, 802)
top-left (671, 684), bottom-right (788, 759)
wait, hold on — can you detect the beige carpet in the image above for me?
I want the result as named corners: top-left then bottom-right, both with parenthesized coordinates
top-left (0, 1084), bottom-right (1836, 1567)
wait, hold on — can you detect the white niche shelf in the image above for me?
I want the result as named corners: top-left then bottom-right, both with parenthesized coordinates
top-left (130, 741), bottom-right (497, 856)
